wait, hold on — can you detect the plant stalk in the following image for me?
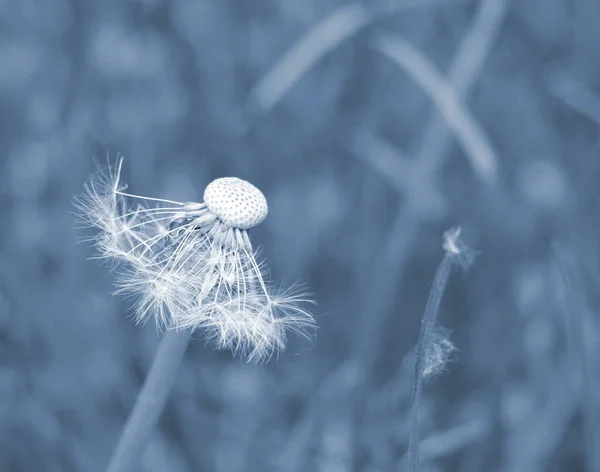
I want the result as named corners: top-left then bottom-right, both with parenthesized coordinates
top-left (407, 253), bottom-right (454, 472)
top-left (106, 328), bottom-right (192, 472)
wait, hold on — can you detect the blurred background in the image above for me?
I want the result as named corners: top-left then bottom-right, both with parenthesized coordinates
top-left (1, 0), bottom-right (600, 470)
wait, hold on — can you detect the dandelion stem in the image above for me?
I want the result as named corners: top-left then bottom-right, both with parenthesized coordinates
top-left (106, 328), bottom-right (192, 472)
top-left (407, 251), bottom-right (454, 472)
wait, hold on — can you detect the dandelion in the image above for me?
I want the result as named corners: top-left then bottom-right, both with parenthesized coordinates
top-left (74, 157), bottom-right (316, 472)
top-left (75, 157), bottom-right (316, 361)
top-left (406, 227), bottom-right (475, 472)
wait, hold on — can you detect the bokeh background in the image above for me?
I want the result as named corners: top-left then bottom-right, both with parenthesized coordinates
top-left (1, 0), bottom-right (600, 470)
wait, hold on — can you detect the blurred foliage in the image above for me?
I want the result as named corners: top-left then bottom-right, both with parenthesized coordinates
top-left (1, 0), bottom-right (600, 470)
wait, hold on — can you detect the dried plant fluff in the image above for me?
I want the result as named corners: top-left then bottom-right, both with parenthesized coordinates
top-left (75, 158), bottom-right (316, 362)
top-left (421, 326), bottom-right (456, 379)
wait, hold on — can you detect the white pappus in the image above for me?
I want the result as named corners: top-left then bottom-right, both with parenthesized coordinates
top-left (75, 158), bottom-right (316, 362)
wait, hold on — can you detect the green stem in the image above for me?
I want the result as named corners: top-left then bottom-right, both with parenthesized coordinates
top-left (106, 329), bottom-right (192, 472)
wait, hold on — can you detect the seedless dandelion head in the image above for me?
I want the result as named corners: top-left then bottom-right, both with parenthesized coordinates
top-left (204, 177), bottom-right (268, 230)
top-left (74, 158), bottom-right (315, 362)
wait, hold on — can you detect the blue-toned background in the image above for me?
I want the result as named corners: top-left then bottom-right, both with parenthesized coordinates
top-left (1, 0), bottom-right (600, 470)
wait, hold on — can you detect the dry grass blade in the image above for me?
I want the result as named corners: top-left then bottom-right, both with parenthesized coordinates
top-left (247, 3), bottom-right (370, 114)
top-left (446, 0), bottom-right (508, 94)
top-left (246, 0), bottom-right (470, 116)
top-left (371, 32), bottom-right (499, 183)
top-left (345, 0), bottom-right (509, 212)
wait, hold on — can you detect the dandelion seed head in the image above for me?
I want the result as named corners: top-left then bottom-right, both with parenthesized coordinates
top-left (203, 177), bottom-right (268, 230)
top-left (75, 159), bottom-right (315, 362)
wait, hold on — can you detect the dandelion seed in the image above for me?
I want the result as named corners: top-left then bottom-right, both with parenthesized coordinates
top-left (75, 157), bottom-right (316, 361)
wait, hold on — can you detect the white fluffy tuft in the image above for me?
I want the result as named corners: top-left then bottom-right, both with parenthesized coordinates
top-left (75, 159), bottom-right (315, 362)
top-left (422, 327), bottom-right (456, 379)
